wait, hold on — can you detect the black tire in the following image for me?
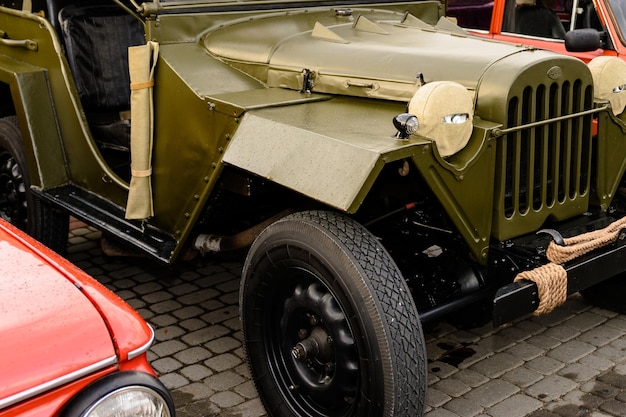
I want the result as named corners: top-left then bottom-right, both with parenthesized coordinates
top-left (240, 210), bottom-right (427, 417)
top-left (580, 274), bottom-right (626, 314)
top-left (0, 116), bottom-right (68, 252)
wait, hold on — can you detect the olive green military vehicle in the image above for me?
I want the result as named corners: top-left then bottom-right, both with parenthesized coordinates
top-left (3, 0), bottom-right (626, 415)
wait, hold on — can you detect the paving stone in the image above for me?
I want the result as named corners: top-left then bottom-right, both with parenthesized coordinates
top-left (448, 330), bottom-right (482, 345)
top-left (463, 380), bottom-right (519, 408)
top-left (581, 380), bottom-right (621, 399)
top-left (234, 363), bottom-right (252, 379)
top-left (544, 326), bottom-right (582, 343)
top-left (169, 282), bottom-right (200, 296)
top-left (426, 387), bottom-right (452, 408)
top-left (150, 299), bottom-right (183, 314)
top-left (564, 312), bottom-right (608, 333)
top-left (178, 288), bottom-right (220, 305)
top-left (234, 381), bottom-right (260, 400)
top-left (204, 370), bottom-right (245, 391)
top-left (202, 305), bottom-right (240, 325)
top-left (205, 336), bottom-right (241, 354)
top-left (505, 341), bottom-right (546, 361)
top-left (152, 357), bottom-right (183, 373)
top-left (150, 314), bottom-right (178, 327)
top-left (172, 305), bottom-right (205, 320)
top-left (452, 369), bottom-right (490, 388)
top-left (159, 373), bottom-right (190, 390)
top-left (210, 391), bottom-right (245, 408)
top-left (443, 397), bottom-right (483, 417)
top-left (502, 366), bottom-right (543, 388)
top-left (426, 408), bottom-right (462, 417)
top-left (173, 382), bottom-right (215, 401)
top-left (181, 324), bottom-right (230, 345)
top-left (527, 375), bottom-right (578, 402)
top-left (430, 361), bottom-right (461, 379)
top-left (180, 364), bottom-right (213, 381)
top-left (548, 340), bottom-right (596, 364)
top-left (470, 352), bottom-right (523, 378)
top-left (476, 335), bottom-right (518, 353)
top-left (596, 345), bottom-right (626, 363)
top-left (528, 334), bottom-right (563, 350)
top-left (486, 394), bottom-right (543, 417)
top-left (526, 356), bottom-right (566, 375)
top-left (605, 317), bottom-right (626, 331)
top-left (562, 389), bottom-right (606, 410)
top-left (614, 363), bottom-right (626, 376)
top-left (514, 320), bottom-right (547, 335)
top-left (599, 400), bottom-right (626, 415)
top-left (151, 339), bottom-right (188, 357)
top-left (174, 346), bottom-right (213, 364)
top-left (497, 326), bottom-right (533, 343)
top-left (581, 354), bottom-right (617, 372)
top-left (179, 318), bottom-right (207, 331)
top-left (578, 326), bottom-right (625, 347)
top-left (204, 353), bottom-right (243, 372)
top-left (433, 378), bottom-right (471, 398)
top-left (134, 281), bottom-right (164, 295)
top-left (229, 398), bottom-right (267, 417)
top-left (530, 309), bottom-right (575, 328)
top-left (598, 371), bottom-right (626, 389)
top-left (154, 325), bottom-right (186, 341)
top-left (558, 363), bottom-right (601, 383)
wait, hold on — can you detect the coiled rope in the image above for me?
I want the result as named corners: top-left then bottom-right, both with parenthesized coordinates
top-left (514, 217), bottom-right (626, 315)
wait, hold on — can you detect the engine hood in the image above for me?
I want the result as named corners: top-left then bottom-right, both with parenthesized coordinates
top-left (204, 9), bottom-right (532, 101)
top-left (0, 232), bottom-right (115, 409)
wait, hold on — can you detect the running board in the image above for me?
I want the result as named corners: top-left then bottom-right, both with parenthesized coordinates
top-left (33, 185), bottom-right (177, 264)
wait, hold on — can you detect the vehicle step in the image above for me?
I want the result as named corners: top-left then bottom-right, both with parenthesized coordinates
top-left (33, 185), bottom-right (176, 264)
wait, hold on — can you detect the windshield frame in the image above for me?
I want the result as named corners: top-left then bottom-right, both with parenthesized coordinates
top-left (607, 0), bottom-right (626, 48)
top-left (146, 0), bottom-right (439, 13)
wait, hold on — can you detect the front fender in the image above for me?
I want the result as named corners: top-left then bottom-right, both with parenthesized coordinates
top-left (223, 96), bottom-right (499, 263)
top-left (223, 96), bottom-right (414, 212)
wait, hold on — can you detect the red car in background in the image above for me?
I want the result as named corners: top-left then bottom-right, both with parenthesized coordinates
top-left (448, 0), bottom-right (626, 63)
top-left (0, 219), bottom-right (175, 417)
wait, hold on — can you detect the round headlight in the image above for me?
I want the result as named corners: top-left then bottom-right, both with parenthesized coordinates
top-left (408, 81), bottom-right (474, 157)
top-left (589, 56), bottom-right (626, 115)
top-left (84, 386), bottom-right (171, 417)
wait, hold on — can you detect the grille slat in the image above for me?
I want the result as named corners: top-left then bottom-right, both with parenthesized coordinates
top-left (497, 79), bottom-right (593, 227)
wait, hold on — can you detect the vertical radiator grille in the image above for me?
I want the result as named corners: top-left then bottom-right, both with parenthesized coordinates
top-left (494, 79), bottom-right (594, 237)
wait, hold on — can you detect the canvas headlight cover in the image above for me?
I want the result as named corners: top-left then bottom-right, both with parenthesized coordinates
top-left (588, 56), bottom-right (626, 116)
top-left (408, 81), bottom-right (474, 157)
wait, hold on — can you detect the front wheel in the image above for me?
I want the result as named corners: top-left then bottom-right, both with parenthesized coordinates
top-left (0, 116), bottom-right (68, 252)
top-left (240, 210), bottom-right (426, 417)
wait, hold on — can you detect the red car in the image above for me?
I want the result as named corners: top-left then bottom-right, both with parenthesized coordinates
top-left (448, 0), bottom-right (625, 63)
top-left (0, 219), bottom-right (175, 417)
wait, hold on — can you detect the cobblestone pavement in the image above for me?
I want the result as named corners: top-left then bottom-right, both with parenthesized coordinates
top-left (67, 219), bottom-right (626, 417)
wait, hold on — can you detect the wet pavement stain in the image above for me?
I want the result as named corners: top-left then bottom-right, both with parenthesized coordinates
top-left (527, 370), bottom-right (626, 417)
top-left (435, 342), bottom-right (477, 368)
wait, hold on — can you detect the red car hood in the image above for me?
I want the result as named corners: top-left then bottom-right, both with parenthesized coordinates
top-left (0, 238), bottom-right (115, 405)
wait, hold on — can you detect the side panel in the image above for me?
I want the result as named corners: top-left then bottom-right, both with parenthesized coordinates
top-left (0, 56), bottom-right (67, 188)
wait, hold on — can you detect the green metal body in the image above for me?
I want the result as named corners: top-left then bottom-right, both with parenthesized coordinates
top-left (1, 0), bottom-right (625, 265)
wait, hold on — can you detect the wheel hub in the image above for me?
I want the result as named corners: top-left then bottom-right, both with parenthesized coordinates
top-left (291, 325), bottom-right (333, 363)
top-left (278, 280), bottom-right (359, 412)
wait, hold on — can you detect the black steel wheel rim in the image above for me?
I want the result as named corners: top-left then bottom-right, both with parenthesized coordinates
top-left (265, 265), bottom-right (360, 417)
top-left (0, 149), bottom-right (27, 229)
